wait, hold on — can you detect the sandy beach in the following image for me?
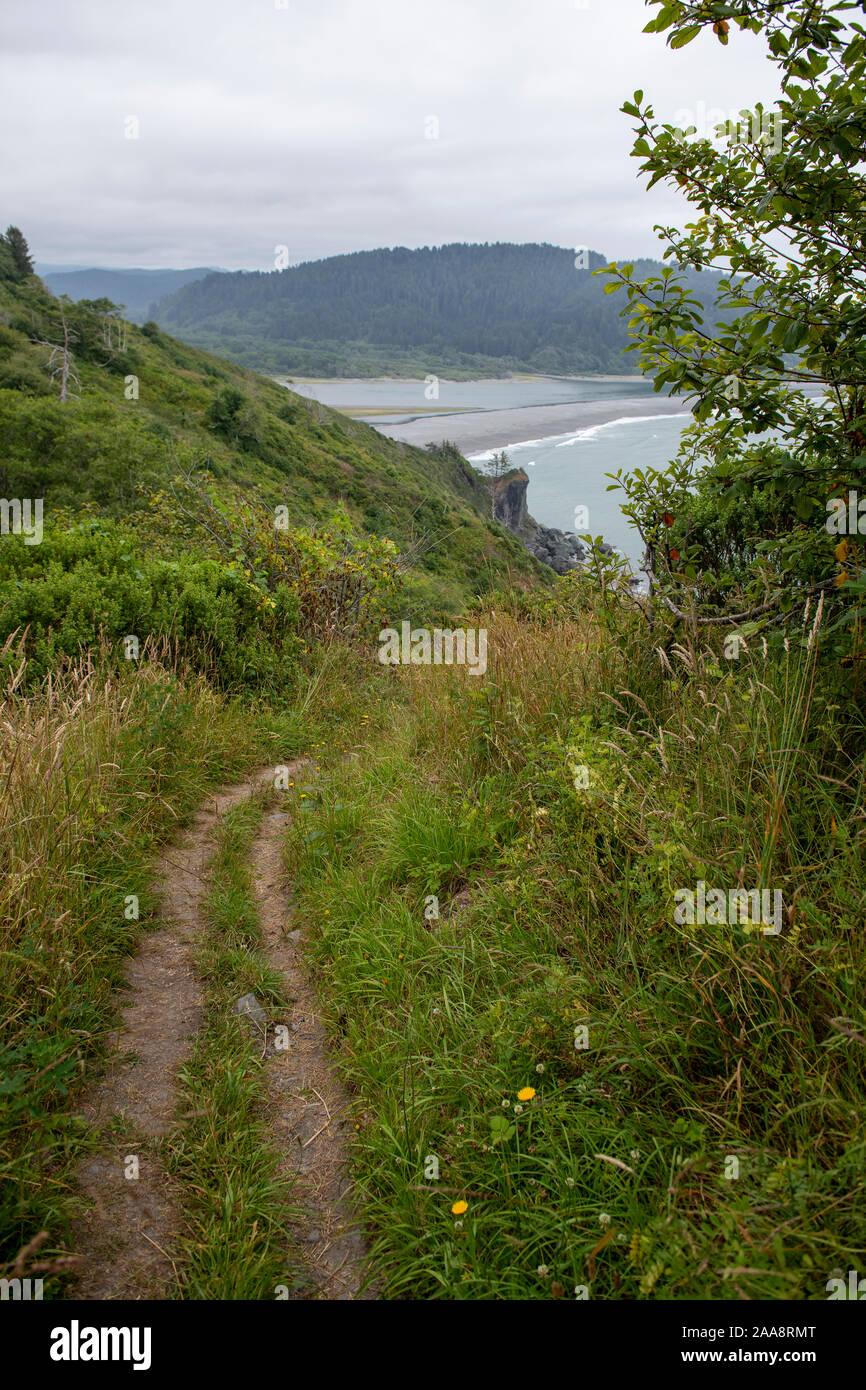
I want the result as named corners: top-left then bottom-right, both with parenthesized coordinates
top-left (372, 392), bottom-right (686, 455)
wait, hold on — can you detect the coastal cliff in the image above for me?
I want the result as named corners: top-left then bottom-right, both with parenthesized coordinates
top-left (492, 467), bottom-right (586, 575)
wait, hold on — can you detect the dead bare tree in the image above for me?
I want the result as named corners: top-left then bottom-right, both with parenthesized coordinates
top-left (33, 302), bottom-right (80, 401)
top-left (98, 304), bottom-right (128, 357)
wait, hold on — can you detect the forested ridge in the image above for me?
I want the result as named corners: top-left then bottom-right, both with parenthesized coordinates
top-left (152, 241), bottom-right (727, 377)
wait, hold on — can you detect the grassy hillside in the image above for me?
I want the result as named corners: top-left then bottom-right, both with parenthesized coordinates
top-left (0, 258), bottom-right (547, 1283)
top-left (150, 242), bottom-right (728, 379)
top-left (0, 271), bottom-right (543, 628)
top-left (4, 565), bottom-right (863, 1302)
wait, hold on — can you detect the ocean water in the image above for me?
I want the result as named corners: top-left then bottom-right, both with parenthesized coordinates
top-left (469, 413), bottom-right (691, 567)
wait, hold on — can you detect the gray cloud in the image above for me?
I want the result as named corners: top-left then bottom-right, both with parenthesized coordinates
top-left (0, 0), bottom-right (779, 268)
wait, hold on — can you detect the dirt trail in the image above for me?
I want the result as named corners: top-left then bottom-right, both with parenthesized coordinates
top-left (254, 799), bottom-right (373, 1300)
top-left (68, 772), bottom-right (272, 1299)
top-left (68, 764), bottom-right (371, 1300)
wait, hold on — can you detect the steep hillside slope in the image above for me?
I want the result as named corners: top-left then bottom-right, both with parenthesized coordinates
top-left (0, 269), bottom-right (542, 616)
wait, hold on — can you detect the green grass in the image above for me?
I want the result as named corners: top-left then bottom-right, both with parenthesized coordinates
top-left (5, 581), bottom-right (863, 1301)
top-left (0, 624), bottom-right (411, 1293)
top-left (283, 598), bottom-right (866, 1300)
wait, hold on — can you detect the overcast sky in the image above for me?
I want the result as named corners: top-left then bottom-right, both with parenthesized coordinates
top-left (1, 0), bottom-right (780, 270)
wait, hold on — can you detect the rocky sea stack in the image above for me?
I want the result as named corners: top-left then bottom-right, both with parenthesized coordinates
top-left (492, 467), bottom-right (592, 575)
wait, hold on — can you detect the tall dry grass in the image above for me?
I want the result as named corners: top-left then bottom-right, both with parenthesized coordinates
top-left (0, 636), bottom-right (295, 1280)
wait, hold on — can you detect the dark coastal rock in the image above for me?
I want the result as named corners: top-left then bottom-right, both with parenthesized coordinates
top-left (493, 470), bottom-right (533, 532)
top-left (492, 468), bottom-right (586, 574)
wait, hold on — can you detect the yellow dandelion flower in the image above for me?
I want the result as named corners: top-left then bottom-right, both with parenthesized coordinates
top-left (451, 1200), bottom-right (468, 1216)
top-left (517, 1086), bottom-right (536, 1102)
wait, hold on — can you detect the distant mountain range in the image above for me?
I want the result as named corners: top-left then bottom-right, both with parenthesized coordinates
top-left (36, 265), bottom-right (221, 322)
top-left (145, 242), bottom-right (728, 379)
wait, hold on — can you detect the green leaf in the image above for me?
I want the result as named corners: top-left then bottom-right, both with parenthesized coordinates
top-left (644, 5), bottom-right (679, 34)
top-left (783, 319), bottom-right (809, 353)
top-left (670, 25), bottom-right (701, 50)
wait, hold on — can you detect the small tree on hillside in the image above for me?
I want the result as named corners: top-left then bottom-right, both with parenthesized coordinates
top-left (487, 449), bottom-right (511, 519)
top-left (73, 297), bottom-right (130, 362)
